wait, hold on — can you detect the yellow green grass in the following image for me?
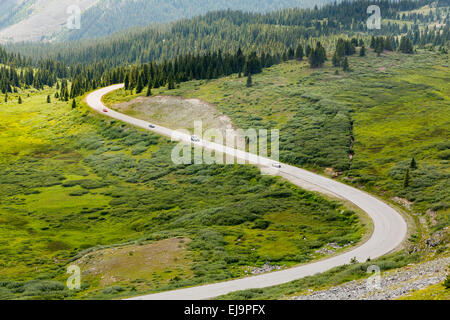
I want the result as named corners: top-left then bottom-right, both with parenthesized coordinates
top-left (0, 86), bottom-right (365, 299)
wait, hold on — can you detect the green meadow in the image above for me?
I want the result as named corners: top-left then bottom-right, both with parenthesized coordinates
top-left (145, 48), bottom-right (449, 231)
top-left (0, 87), bottom-right (365, 299)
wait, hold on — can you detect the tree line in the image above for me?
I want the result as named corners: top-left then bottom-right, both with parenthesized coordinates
top-left (7, 0), bottom-right (444, 68)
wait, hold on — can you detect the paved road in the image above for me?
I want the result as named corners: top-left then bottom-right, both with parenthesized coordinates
top-left (86, 84), bottom-right (408, 300)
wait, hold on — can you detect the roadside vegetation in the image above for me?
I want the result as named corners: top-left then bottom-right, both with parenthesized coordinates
top-left (141, 48), bottom-right (449, 237)
top-left (0, 86), bottom-right (365, 299)
top-left (216, 252), bottom-right (421, 299)
top-left (105, 47), bottom-right (449, 300)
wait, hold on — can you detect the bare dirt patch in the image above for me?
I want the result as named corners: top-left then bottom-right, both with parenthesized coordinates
top-left (76, 237), bottom-right (192, 286)
top-left (112, 95), bottom-right (240, 138)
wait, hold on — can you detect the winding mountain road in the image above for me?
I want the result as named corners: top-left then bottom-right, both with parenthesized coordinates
top-left (86, 84), bottom-right (408, 300)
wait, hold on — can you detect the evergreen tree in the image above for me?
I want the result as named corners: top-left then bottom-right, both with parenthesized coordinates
top-left (342, 57), bottom-right (349, 71)
top-left (72, 99), bottom-right (77, 109)
top-left (384, 37), bottom-right (394, 51)
top-left (4, 92), bottom-right (7, 102)
top-left (308, 42), bottom-right (326, 68)
top-left (370, 36), bottom-right (376, 49)
top-left (47, 95), bottom-right (51, 103)
top-left (168, 76), bottom-right (175, 90)
top-left (375, 38), bottom-right (384, 56)
top-left (332, 51), bottom-right (340, 67)
top-left (136, 74), bottom-right (144, 93)
top-left (124, 73), bottom-right (130, 90)
top-left (410, 157), bottom-right (417, 170)
top-left (295, 44), bottom-right (304, 60)
top-left (359, 45), bottom-right (366, 56)
top-left (146, 83), bottom-right (152, 96)
top-left (403, 168), bottom-right (410, 188)
top-left (305, 44), bottom-right (311, 57)
top-left (18, 96), bottom-right (22, 104)
top-left (246, 73), bottom-right (252, 87)
top-left (399, 36), bottom-right (414, 53)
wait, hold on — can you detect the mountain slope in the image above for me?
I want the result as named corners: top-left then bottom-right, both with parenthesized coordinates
top-left (0, 0), bottom-right (336, 43)
top-left (56, 0), bottom-right (336, 41)
top-left (0, 0), bottom-right (99, 43)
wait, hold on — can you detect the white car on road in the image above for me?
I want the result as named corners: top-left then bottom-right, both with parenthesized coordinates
top-left (191, 135), bottom-right (200, 142)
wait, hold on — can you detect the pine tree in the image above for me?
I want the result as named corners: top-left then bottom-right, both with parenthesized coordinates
top-left (47, 95), bottom-right (51, 103)
top-left (136, 74), bottom-right (144, 93)
top-left (72, 99), bottom-right (77, 109)
top-left (146, 83), bottom-right (152, 96)
top-left (399, 36), bottom-right (414, 54)
top-left (403, 168), bottom-right (410, 188)
top-left (305, 45), bottom-right (311, 57)
top-left (4, 92), bottom-right (7, 102)
top-left (384, 37), bottom-right (394, 51)
top-left (342, 57), bottom-right (349, 71)
top-left (375, 38), bottom-right (384, 56)
top-left (124, 73), bottom-right (130, 90)
top-left (246, 73), bottom-right (252, 87)
top-left (18, 96), bottom-right (22, 104)
top-left (168, 76), bottom-right (175, 90)
top-left (332, 52), bottom-right (340, 67)
top-left (410, 157), bottom-right (417, 170)
top-left (295, 44), bottom-right (304, 60)
top-left (370, 36), bottom-right (376, 49)
top-left (359, 45), bottom-right (366, 56)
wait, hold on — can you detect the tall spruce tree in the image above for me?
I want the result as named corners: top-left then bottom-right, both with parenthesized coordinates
top-left (410, 157), bottom-right (417, 170)
top-left (295, 44), bottom-right (304, 60)
top-left (246, 73), bottom-right (253, 87)
top-left (136, 74), bottom-right (144, 93)
top-left (342, 57), bottom-right (349, 71)
top-left (403, 168), bottom-right (411, 188)
top-left (360, 45), bottom-right (366, 56)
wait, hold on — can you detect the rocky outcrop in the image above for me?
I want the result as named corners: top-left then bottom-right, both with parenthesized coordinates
top-left (294, 257), bottom-right (449, 300)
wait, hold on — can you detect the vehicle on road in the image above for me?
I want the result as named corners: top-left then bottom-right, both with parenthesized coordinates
top-left (272, 163), bottom-right (282, 169)
top-left (149, 124), bottom-right (156, 128)
top-left (102, 109), bottom-right (108, 113)
top-left (191, 135), bottom-right (200, 142)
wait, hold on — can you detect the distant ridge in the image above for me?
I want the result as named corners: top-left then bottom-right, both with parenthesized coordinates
top-left (0, 0), bottom-right (336, 43)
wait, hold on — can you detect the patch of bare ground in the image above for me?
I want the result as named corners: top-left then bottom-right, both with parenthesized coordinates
top-left (112, 95), bottom-right (241, 139)
top-left (76, 237), bottom-right (192, 286)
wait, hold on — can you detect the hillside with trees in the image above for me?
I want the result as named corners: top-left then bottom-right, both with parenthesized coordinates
top-left (8, 0), bottom-right (449, 67)
top-left (57, 0), bottom-right (337, 41)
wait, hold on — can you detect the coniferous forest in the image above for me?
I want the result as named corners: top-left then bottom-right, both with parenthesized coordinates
top-left (2, 0), bottom-right (449, 100)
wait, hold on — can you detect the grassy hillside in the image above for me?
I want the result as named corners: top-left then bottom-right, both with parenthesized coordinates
top-left (143, 48), bottom-right (449, 231)
top-left (0, 87), bottom-right (366, 299)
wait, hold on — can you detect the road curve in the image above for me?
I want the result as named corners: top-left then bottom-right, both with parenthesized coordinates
top-left (86, 84), bottom-right (408, 300)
